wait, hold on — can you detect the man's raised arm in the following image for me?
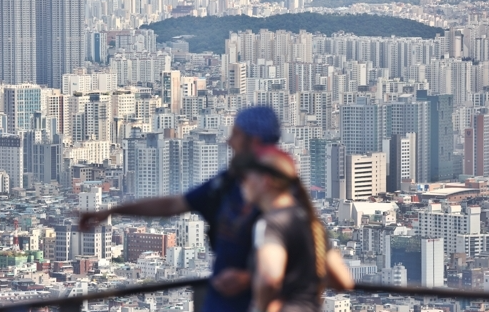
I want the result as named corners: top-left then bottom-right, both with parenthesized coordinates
top-left (79, 195), bottom-right (190, 231)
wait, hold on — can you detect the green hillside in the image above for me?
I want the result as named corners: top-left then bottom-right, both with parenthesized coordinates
top-left (308, 0), bottom-right (420, 7)
top-left (143, 13), bottom-right (444, 54)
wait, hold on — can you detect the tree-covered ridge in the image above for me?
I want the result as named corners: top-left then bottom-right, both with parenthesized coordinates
top-left (307, 0), bottom-right (420, 8)
top-left (143, 13), bottom-right (444, 54)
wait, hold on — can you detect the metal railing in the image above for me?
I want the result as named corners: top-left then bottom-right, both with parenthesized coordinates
top-left (3, 279), bottom-right (489, 312)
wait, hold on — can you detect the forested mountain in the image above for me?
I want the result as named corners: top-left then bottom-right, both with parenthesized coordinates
top-left (144, 13), bottom-right (444, 53)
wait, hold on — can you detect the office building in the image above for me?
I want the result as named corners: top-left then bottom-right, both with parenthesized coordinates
top-left (346, 152), bottom-right (387, 200)
top-left (386, 235), bottom-right (422, 285)
top-left (125, 232), bottom-right (176, 262)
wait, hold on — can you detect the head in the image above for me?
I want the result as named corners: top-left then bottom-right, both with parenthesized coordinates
top-left (235, 146), bottom-right (329, 292)
top-left (236, 146), bottom-right (297, 208)
top-left (228, 106), bottom-right (281, 156)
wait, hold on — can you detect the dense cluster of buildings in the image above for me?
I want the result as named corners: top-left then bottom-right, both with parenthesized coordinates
top-left (4, 0), bottom-right (489, 311)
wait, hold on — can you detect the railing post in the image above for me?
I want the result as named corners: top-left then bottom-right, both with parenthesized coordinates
top-left (193, 283), bottom-right (207, 312)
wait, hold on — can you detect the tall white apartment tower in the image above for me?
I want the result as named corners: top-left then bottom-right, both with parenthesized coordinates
top-left (228, 63), bottom-right (247, 95)
top-left (43, 0), bottom-right (85, 88)
top-left (133, 133), bottom-right (170, 199)
top-left (0, 0), bottom-right (38, 84)
top-left (239, 30), bottom-right (256, 63)
top-left (161, 71), bottom-right (182, 114)
top-left (192, 140), bottom-right (219, 186)
top-left (421, 238), bottom-right (444, 288)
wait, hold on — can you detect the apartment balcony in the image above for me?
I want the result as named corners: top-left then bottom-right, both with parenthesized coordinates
top-left (3, 279), bottom-right (489, 312)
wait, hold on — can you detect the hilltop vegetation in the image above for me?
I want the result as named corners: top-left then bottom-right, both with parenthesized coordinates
top-left (143, 13), bottom-right (444, 54)
top-left (308, 0), bottom-right (420, 8)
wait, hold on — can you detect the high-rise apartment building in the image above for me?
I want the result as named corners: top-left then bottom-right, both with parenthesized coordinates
top-left (0, 0), bottom-right (38, 84)
top-left (421, 238), bottom-right (444, 288)
top-left (0, 0), bottom-right (84, 87)
top-left (0, 134), bottom-right (24, 189)
top-left (255, 91), bottom-right (298, 126)
top-left (54, 223), bottom-right (112, 261)
top-left (386, 97), bottom-right (431, 183)
top-left (0, 170), bottom-right (10, 194)
top-left (228, 63), bottom-right (247, 95)
top-left (382, 264), bottom-right (407, 287)
top-left (464, 110), bottom-right (489, 176)
top-left (340, 97), bottom-right (386, 155)
top-left (346, 152), bottom-right (386, 200)
top-left (191, 140), bottom-right (219, 187)
top-left (86, 31), bottom-right (108, 64)
top-left (384, 133), bottom-right (417, 192)
top-left (176, 213), bottom-right (205, 248)
top-left (161, 71), bottom-right (182, 114)
top-left (417, 91), bottom-right (454, 182)
top-left (43, 0), bottom-right (85, 88)
top-left (133, 133), bottom-right (170, 199)
top-left (32, 134), bottom-right (63, 184)
top-left (4, 84), bottom-right (43, 134)
top-left (298, 91), bottom-right (333, 131)
top-left (418, 202), bottom-right (481, 255)
top-left (456, 233), bottom-right (489, 258)
top-left (310, 139), bottom-right (346, 199)
top-left (76, 187), bottom-right (112, 260)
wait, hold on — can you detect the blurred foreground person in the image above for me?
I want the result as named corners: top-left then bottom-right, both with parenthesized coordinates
top-left (79, 106), bottom-right (281, 312)
top-left (235, 146), bottom-right (354, 312)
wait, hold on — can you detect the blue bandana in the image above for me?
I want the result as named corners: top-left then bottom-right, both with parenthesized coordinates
top-left (235, 106), bottom-right (280, 144)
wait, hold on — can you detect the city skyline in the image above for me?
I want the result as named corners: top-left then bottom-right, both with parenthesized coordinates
top-left (1, 0), bottom-right (489, 310)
